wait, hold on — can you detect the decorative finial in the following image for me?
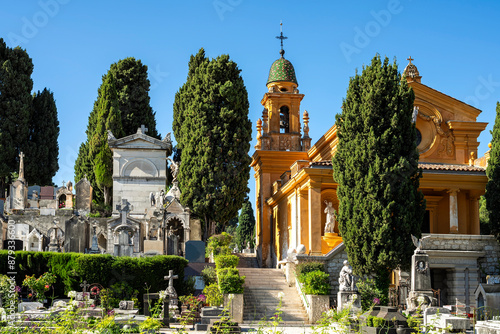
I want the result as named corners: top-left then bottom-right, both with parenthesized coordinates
top-left (276, 21), bottom-right (288, 58)
top-left (407, 56), bottom-right (414, 64)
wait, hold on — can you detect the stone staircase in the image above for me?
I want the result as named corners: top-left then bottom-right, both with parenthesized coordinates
top-left (239, 268), bottom-right (309, 325)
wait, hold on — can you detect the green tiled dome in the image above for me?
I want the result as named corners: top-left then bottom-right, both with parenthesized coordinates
top-left (267, 57), bottom-right (298, 86)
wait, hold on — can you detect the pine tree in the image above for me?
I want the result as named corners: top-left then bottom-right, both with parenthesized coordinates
top-left (88, 73), bottom-right (123, 205)
top-left (236, 198), bottom-right (255, 249)
top-left (0, 38), bottom-right (33, 195)
top-left (25, 88), bottom-right (60, 185)
top-left (485, 102), bottom-right (500, 240)
top-left (109, 57), bottom-right (159, 138)
top-left (332, 55), bottom-right (425, 299)
top-left (173, 48), bottom-right (252, 239)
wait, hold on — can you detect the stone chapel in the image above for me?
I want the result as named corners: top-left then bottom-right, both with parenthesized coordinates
top-left (252, 48), bottom-right (499, 308)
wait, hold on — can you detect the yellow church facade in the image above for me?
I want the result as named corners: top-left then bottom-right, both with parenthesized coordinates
top-left (251, 54), bottom-right (490, 275)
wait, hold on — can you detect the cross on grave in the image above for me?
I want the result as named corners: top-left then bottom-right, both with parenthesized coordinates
top-left (139, 124), bottom-right (148, 134)
top-left (80, 280), bottom-right (90, 293)
top-left (164, 270), bottom-right (178, 289)
top-left (116, 199), bottom-right (132, 225)
top-left (18, 151), bottom-right (25, 180)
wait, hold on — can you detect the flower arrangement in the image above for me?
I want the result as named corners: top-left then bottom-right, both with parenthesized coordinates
top-left (67, 290), bottom-right (77, 299)
top-left (22, 272), bottom-right (56, 303)
top-left (90, 286), bottom-right (100, 296)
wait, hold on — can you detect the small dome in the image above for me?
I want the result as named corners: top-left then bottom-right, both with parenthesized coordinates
top-left (267, 57), bottom-right (298, 86)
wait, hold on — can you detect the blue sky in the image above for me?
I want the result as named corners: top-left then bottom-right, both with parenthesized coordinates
top-left (1, 1), bottom-right (500, 209)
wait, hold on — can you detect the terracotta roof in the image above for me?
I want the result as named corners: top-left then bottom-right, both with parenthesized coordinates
top-left (419, 162), bottom-right (485, 172)
top-left (309, 160), bottom-right (486, 173)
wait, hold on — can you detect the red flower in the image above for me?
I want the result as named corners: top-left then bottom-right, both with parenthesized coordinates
top-left (45, 285), bottom-right (50, 289)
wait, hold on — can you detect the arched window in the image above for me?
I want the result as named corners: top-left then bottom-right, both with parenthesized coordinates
top-left (279, 106), bottom-right (289, 133)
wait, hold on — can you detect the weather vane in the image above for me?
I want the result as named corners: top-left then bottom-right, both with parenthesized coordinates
top-left (276, 21), bottom-right (288, 57)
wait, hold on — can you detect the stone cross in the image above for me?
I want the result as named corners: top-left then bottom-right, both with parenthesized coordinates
top-left (116, 199), bottom-right (132, 225)
top-left (80, 280), bottom-right (90, 293)
top-left (164, 270), bottom-right (178, 289)
top-left (18, 152), bottom-right (25, 181)
top-left (139, 124), bottom-right (148, 134)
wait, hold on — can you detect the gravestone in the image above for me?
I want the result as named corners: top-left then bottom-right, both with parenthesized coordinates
top-left (40, 186), bottom-right (55, 200)
top-left (164, 270), bottom-right (179, 316)
top-left (75, 177), bottom-right (92, 211)
top-left (406, 243), bottom-right (437, 313)
top-left (185, 240), bottom-right (206, 263)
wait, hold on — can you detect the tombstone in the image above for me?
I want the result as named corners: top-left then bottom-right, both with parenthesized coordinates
top-left (406, 249), bottom-right (437, 313)
top-left (89, 224), bottom-right (100, 254)
top-left (112, 199), bottom-right (138, 256)
top-left (167, 229), bottom-right (180, 256)
top-left (424, 306), bottom-right (470, 331)
top-left (164, 270), bottom-right (179, 315)
top-left (75, 177), bottom-right (92, 211)
top-left (10, 179), bottom-right (27, 210)
top-left (185, 241), bottom-right (206, 263)
top-left (40, 186), bottom-right (55, 200)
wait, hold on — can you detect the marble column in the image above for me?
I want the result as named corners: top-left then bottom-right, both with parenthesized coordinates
top-left (448, 189), bottom-right (459, 233)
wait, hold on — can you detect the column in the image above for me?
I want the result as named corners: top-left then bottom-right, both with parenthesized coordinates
top-left (297, 189), bottom-right (309, 251)
top-left (308, 180), bottom-right (322, 256)
top-left (448, 189), bottom-right (459, 233)
top-left (469, 193), bottom-right (480, 235)
top-left (290, 192), bottom-right (297, 249)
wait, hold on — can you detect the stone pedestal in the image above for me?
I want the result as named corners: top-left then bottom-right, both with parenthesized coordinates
top-left (321, 233), bottom-right (343, 254)
top-left (406, 252), bottom-right (437, 312)
top-left (337, 291), bottom-right (361, 313)
top-left (306, 294), bottom-right (330, 323)
top-left (223, 293), bottom-right (243, 324)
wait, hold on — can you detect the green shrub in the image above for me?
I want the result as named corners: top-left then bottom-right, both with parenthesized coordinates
top-left (215, 254), bottom-right (239, 270)
top-left (206, 232), bottom-right (232, 258)
top-left (301, 270), bottom-right (330, 295)
top-left (203, 283), bottom-right (223, 306)
top-left (356, 278), bottom-right (385, 311)
top-left (295, 261), bottom-right (325, 282)
top-left (201, 266), bottom-right (217, 286)
top-left (218, 269), bottom-right (245, 294)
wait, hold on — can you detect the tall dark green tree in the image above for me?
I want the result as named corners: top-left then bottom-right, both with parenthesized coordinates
top-left (74, 57), bottom-right (159, 204)
top-left (485, 102), bottom-right (500, 240)
top-left (173, 48), bottom-right (252, 239)
top-left (236, 197), bottom-right (255, 249)
top-left (25, 88), bottom-right (60, 185)
top-left (109, 57), bottom-right (159, 138)
top-left (0, 38), bottom-right (33, 195)
top-left (332, 55), bottom-right (425, 299)
top-left (88, 73), bottom-right (123, 205)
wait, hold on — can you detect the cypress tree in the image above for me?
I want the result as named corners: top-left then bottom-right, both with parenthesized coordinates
top-left (74, 57), bottom-right (159, 204)
top-left (25, 88), bottom-right (60, 185)
top-left (0, 39), bottom-right (33, 195)
top-left (236, 197), bottom-right (255, 249)
top-left (88, 73), bottom-right (123, 205)
top-left (109, 57), bottom-right (159, 138)
top-left (173, 48), bottom-right (252, 239)
top-left (332, 55), bottom-right (425, 299)
top-left (485, 102), bottom-right (500, 240)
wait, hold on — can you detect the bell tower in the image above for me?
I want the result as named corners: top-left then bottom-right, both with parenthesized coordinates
top-left (252, 23), bottom-right (311, 267)
top-left (256, 23), bottom-right (311, 152)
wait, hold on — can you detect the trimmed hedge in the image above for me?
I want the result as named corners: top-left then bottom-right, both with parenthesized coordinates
top-left (295, 261), bottom-right (326, 279)
top-left (0, 251), bottom-right (188, 302)
top-left (300, 270), bottom-right (330, 295)
top-left (214, 255), bottom-right (239, 270)
top-left (218, 271), bottom-right (245, 294)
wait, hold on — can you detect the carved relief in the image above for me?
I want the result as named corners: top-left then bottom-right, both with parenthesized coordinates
top-left (279, 136), bottom-right (291, 151)
top-left (417, 111), bottom-right (455, 157)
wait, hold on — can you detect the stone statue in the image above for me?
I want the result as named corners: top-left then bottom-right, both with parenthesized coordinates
top-left (412, 106), bottom-right (419, 124)
top-left (339, 260), bottom-right (355, 291)
top-left (167, 158), bottom-right (179, 182)
top-left (324, 201), bottom-right (336, 234)
top-left (149, 192), bottom-right (155, 207)
top-left (32, 190), bottom-right (38, 200)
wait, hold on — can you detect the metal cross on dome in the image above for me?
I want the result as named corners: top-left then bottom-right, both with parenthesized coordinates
top-left (407, 56), bottom-right (414, 64)
top-left (276, 21), bottom-right (288, 57)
